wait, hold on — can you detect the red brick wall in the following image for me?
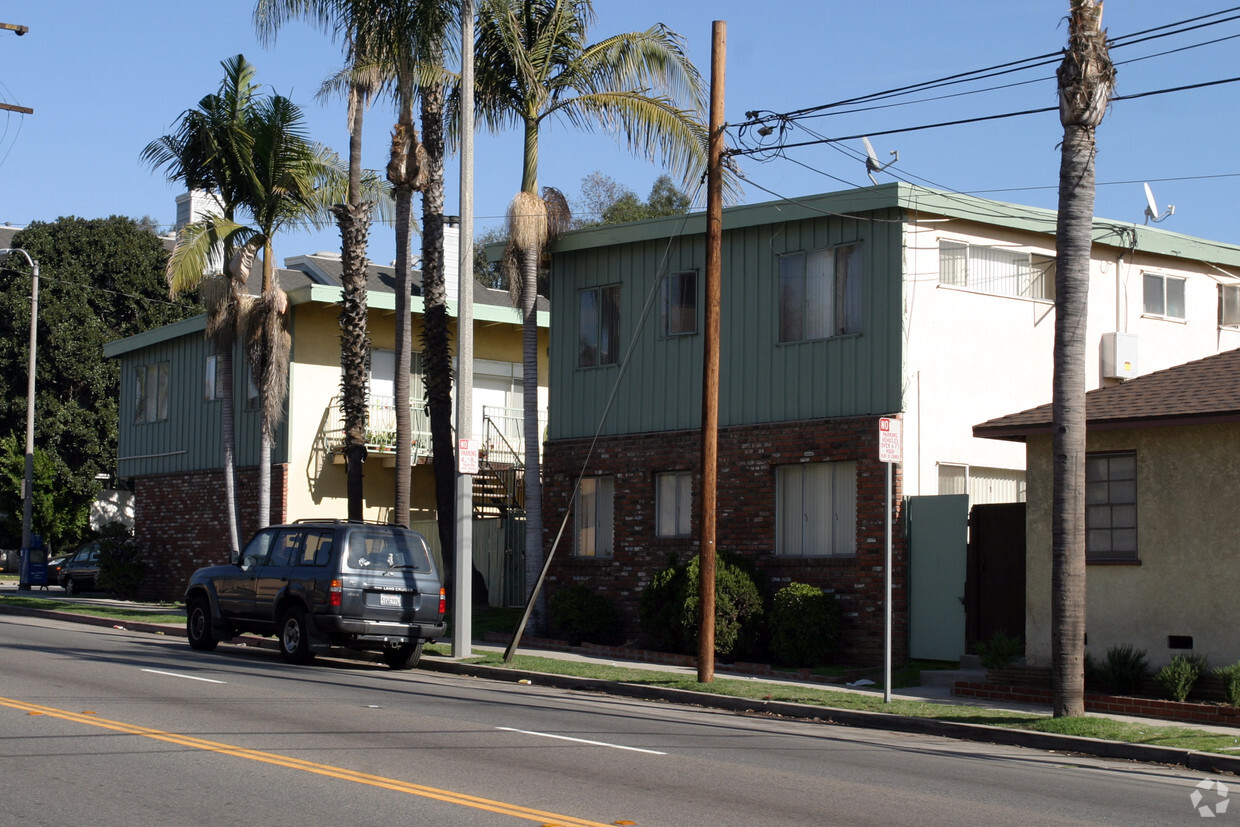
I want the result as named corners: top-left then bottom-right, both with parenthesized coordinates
top-left (133, 464), bottom-right (289, 601)
top-left (541, 417), bottom-right (906, 664)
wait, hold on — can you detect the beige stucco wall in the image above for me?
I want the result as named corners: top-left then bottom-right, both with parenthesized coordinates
top-left (1025, 423), bottom-right (1240, 668)
top-left (285, 301), bottom-right (548, 525)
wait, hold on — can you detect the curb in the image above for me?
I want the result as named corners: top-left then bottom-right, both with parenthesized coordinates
top-left (6, 604), bottom-right (1239, 776)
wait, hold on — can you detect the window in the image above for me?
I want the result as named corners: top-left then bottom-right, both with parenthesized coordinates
top-left (204, 353), bottom-right (228, 401)
top-left (575, 476), bottom-right (614, 557)
top-left (1143, 272), bottom-right (1186, 319)
top-left (579, 285), bottom-right (621, 367)
top-left (779, 244), bottom-right (862, 342)
top-left (938, 240), bottom-right (1055, 300)
top-left (1086, 451), bottom-right (1137, 562)
top-left (134, 363), bottom-right (169, 423)
top-left (775, 461), bottom-right (856, 557)
top-left (1220, 284), bottom-right (1240, 327)
top-left (656, 471), bottom-right (692, 537)
top-left (661, 271), bottom-right (697, 336)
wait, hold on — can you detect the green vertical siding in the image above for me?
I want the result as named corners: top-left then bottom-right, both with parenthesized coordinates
top-left (549, 208), bottom-right (904, 440)
top-left (113, 320), bottom-right (286, 479)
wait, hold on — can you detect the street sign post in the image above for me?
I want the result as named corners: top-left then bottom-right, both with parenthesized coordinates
top-left (878, 417), bottom-right (902, 703)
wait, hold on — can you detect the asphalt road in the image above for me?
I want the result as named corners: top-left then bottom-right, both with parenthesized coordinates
top-left (0, 614), bottom-right (1230, 825)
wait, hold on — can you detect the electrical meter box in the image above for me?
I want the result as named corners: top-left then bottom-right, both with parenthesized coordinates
top-left (1101, 332), bottom-right (1138, 380)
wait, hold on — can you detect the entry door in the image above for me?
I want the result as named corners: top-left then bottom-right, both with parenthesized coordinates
top-left (907, 494), bottom-right (969, 661)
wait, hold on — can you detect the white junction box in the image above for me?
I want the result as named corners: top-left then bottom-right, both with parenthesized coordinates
top-left (1101, 332), bottom-right (1139, 380)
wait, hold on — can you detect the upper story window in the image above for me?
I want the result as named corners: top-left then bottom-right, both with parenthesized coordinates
top-left (778, 244), bottom-right (862, 343)
top-left (661, 271), bottom-right (697, 336)
top-left (579, 285), bottom-right (621, 368)
top-left (938, 240), bottom-right (1055, 300)
top-left (134, 362), bottom-right (170, 424)
top-left (1142, 272), bottom-right (1186, 320)
top-left (1086, 451), bottom-right (1138, 563)
top-left (204, 353), bottom-right (227, 401)
top-left (1220, 284), bottom-right (1240, 328)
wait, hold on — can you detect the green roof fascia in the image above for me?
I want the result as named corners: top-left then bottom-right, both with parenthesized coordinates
top-left (284, 283), bottom-right (548, 328)
top-left (103, 313), bottom-right (207, 358)
top-left (545, 182), bottom-right (1240, 269)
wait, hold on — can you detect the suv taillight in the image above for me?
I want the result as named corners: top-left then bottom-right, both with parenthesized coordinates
top-left (329, 579), bottom-right (342, 608)
top-left (438, 587), bottom-right (446, 616)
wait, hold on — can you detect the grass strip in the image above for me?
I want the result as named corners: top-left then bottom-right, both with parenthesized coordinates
top-left (422, 647), bottom-right (1240, 754)
top-left (0, 594), bottom-right (185, 625)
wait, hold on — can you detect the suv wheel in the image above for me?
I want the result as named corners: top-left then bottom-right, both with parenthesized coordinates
top-left (279, 607), bottom-right (315, 664)
top-left (382, 641), bottom-right (424, 670)
top-left (186, 596), bottom-right (219, 652)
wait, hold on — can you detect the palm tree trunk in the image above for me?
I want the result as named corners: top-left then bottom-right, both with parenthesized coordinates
top-left (1052, 0), bottom-right (1113, 718)
top-left (218, 345), bottom-right (241, 553)
top-left (420, 81), bottom-right (457, 588)
top-left (520, 244), bottom-right (542, 622)
top-left (337, 82), bottom-right (371, 522)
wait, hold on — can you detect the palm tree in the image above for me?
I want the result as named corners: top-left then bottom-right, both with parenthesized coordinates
top-left (254, 0), bottom-right (380, 522)
top-left (1052, 0), bottom-right (1114, 718)
top-left (142, 54), bottom-right (263, 556)
top-left (471, 0), bottom-right (709, 614)
top-left (166, 58), bottom-right (349, 530)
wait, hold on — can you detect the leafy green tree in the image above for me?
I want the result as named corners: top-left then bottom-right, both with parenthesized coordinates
top-left (0, 435), bottom-right (89, 553)
top-left (0, 217), bottom-right (199, 550)
top-left (472, 0), bottom-right (710, 615)
top-left (575, 172), bottom-right (691, 226)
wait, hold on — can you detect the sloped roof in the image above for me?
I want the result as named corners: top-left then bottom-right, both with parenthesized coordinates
top-left (974, 348), bottom-right (1240, 441)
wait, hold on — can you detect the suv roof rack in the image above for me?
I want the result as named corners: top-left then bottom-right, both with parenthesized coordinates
top-left (290, 518), bottom-right (404, 527)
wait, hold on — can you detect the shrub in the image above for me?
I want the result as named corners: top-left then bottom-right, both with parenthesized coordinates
top-left (1155, 653), bottom-right (1209, 702)
top-left (768, 582), bottom-right (840, 667)
top-left (976, 630), bottom-right (1023, 670)
top-left (638, 553), bottom-right (763, 659)
top-left (1097, 644), bottom-right (1148, 695)
top-left (1215, 662), bottom-right (1240, 706)
top-left (95, 522), bottom-right (146, 600)
top-left (549, 585), bottom-right (623, 646)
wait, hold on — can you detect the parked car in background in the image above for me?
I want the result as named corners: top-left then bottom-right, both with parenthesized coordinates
top-left (59, 542), bottom-right (101, 595)
top-left (184, 520), bottom-right (446, 669)
top-left (46, 551), bottom-right (72, 586)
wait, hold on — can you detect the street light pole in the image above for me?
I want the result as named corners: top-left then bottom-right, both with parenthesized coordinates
top-left (1, 248), bottom-right (38, 590)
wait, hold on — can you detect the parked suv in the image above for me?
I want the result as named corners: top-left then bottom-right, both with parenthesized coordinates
top-left (184, 520), bottom-right (446, 669)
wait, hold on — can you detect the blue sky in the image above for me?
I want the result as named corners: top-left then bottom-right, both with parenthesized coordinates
top-left (2, 2), bottom-right (1238, 268)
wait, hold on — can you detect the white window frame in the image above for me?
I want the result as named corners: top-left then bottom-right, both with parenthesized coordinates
top-left (661, 270), bottom-right (697, 336)
top-left (1142, 272), bottom-right (1186, 320)
top-left (575, 476), bottom-right (615, 557)
top-left (134, 362), bottom-right (170, 424)
top-left (778, 244), bottom-right (862, 343)
top-left (775, 461), bottom-right (857, 557)
top-left (655, 471), bottom-right (693, 538)
top-left (937, 239), bottom-right (1054, 301)
top-left (1220, 284), bottom-right (1240, 328)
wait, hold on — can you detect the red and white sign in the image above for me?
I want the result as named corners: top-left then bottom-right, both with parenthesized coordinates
top-left (878, 417), bottom-right (902, 464)
top-left (458, 438), bottom-right (479, 475)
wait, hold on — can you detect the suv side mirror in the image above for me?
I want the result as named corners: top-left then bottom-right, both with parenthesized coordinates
top-left (230, 550), bottom-right (241, 566)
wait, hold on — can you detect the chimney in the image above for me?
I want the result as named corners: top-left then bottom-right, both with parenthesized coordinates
top-left (175, 190), bottom-right (225, 231)
top-left (443, 216), bottom-right (460, 304)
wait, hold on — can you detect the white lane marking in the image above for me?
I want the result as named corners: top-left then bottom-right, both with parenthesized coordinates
top-left (141, 668), bottom-right (226, 684)
top-left (496, 726), bottom-right (666, 755)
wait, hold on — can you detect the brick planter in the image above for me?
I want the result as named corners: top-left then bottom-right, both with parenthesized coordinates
top-left (954, 681), bottom-right (1240, 728)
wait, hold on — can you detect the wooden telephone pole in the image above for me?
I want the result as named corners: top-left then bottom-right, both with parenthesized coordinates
top-left (697, 20), bottom-right (726, 684)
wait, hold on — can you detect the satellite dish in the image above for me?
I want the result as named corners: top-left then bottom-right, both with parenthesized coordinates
top-left (862, 137), bottom-right (899, 185)
top-left (1143, 182), bottom-right (1175, 224)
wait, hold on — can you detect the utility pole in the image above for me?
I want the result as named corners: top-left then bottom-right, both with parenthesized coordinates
top-left (697, 20), bottom-right (725, 684)
top-left (452, 0), bottom-right (476, 659)
top-left (1, 21), bottom-right (33, 115)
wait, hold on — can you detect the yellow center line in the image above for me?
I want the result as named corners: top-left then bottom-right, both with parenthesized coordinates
top-left (1, 696), bottom-right (613, 827)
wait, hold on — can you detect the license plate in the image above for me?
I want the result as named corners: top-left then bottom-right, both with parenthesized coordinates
top-left (379, 593), bottom-right (402, 607)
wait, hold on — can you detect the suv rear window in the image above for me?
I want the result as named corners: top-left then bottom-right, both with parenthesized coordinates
top-left (345, 529), bottom-right (431, 572)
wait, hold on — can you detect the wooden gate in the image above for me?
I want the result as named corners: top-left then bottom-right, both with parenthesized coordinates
top-left (964, 502), bottom-right (1026, 651)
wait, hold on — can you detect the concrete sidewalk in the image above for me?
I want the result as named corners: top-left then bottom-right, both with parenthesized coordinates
top-left (2, 583), bottom-right (1238, 775)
